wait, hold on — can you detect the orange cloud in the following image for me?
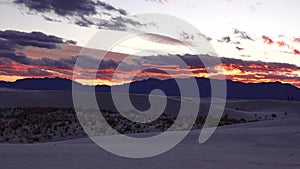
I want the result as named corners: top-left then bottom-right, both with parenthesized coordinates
top-left (1, 48), bottom-right (300, 88)
top-left (262, 36), bottom-right (300, 55)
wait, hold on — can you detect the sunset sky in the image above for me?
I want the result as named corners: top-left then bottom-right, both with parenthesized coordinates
top-left (0, 0), bottom-right (299, 87)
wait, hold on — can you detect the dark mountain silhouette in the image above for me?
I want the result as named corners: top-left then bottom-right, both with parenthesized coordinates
top-left (0, 77), bottom-right (299, 100)
top-left (0, 77), bottom-right (76, 91)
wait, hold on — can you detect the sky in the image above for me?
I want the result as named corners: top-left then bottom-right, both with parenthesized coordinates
top-left (0, 0), bottom-right (299, 87)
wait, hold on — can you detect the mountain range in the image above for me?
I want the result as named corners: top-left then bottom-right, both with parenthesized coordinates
top-left (0, 77), bottom-right (299, 100)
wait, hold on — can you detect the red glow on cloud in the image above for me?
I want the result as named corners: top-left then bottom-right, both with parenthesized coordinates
top-left (262, 35), bottom-right (273, 44)
top-left (1, 60), bottom-right (299, 88)
top-left (293, 49), bottom-right (300, 55)
top-left (261, 36), bottom-right (300, 55)
top-left (1, 42), bottom-right (300, 88)
top-left (236, 46), bottom-right (244, 51)
top-left (14, 52), bottom-right (23, 57)
top-left (277, 41), bottom-right (289, 48)
top-left (294, 38), bottom-right (300, 43)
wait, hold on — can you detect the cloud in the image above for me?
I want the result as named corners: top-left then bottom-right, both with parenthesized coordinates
top-left (0, 30), bottom-right (76, 51)
top-left (0, 52), bottom-right (72, 69)
top-left (66, 40), bottom-right (77, 45)
top-left (14, 0), bottom-right (126, 16)
top-left (96, 1), bottom-right (127, 15)
top-left (262, 35), bottom-right (292, 48)
top-left (236, 46), bottom-right (244, 51)
top-left (137, 32), bottom-right (211, 49)
top-left (233, 28), bottom-right (254, 41)
top-left (294, 38), bottom-right (300, 43)
top-left (97, 16), bottom-right (143, 31)
top-left (197, 33), bottom-right (212, 41)
top-left (0, 39), bottom-right (16, 52)
top-left (147, 0), bottom-right (168, 4)
top-left (218, 36), bottom-right (231, 43)
top-left (0, 51), bottom-right (126, 81)
top-left (0, 30), bottom-right (63, 43)
top-left (262, 35), bottom-right (300, 55)
top-left (277, 41), bottom-right (289, 48)
top-left (180, 31), bottom-right (195, 40)
top-left (217, 28), bottom-right (253, 46)
top-left (262, 35), bottom-right (274, 44)
top-left (0, 52), bottom-right (123, 70)
top-left (293, 49), bottom-right (300, 55)
top-left (13, 0), bottom-right (141, 31)
top-left (114, 54), bottom-right (300, 87)
top-left (1, 48), bottom-right (299, 87)
top-left (138, 33), bottom-right (195, 47)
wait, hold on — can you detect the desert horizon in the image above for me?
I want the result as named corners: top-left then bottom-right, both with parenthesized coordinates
top-left (0, 0), bottom-right (300, 168)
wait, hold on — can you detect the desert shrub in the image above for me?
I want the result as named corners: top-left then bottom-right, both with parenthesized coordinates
top-left (136, 124), bottom-right (141, 129)
top-left (224, 114), bottom-right (229, 119)
top-left (240, 118), bottom-right (247, 123)
top-left (107, 119), bottom-right (116, 128)
top-left (46, 134), bottom-right (53, 140)
top-left (32, 137), bottom-right (40, 142)
top-left (33, 128), bottom-right (41, 135)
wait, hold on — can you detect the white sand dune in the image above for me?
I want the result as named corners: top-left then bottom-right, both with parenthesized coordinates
top-left (0, 118), bottom-right (299, 169)
top-left (0, 89), bottom-right (74, 108)
top-left (1, 89), bottom-right (299, 120)
top-left (1, 89), bottom-right (299, 168)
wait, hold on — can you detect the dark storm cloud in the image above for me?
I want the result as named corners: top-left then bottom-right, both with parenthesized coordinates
top-left (0, 52), bottom-right (72, 69)
top-left (13, 39), bottom-right (59, 49)
top-left (0, 51), bottom-right (122, 71)
top-left (130, 54), bottom-right (218, 70)
top-left (139, 54), bottom-right (300, 73)
top-left (220, 57), bottom-right (300, 72)
top-left (14, 0), bottom-right (126, 16)
top-left (96, 1), bottom-right (127, 15)
top-left (0, 39), bottom-right (16, 52)
top-left (64, 55), bottom-right (123, 69)
top-left (13, 0), bottom-right (141, 30)
top-left (0, 51), bottom-right (129, 80)
top-left (3, 47), bottom-right (298, 75)
top-left (1, 49), bottom-right (299, 87)
top-left (0, 30), bottom-right (63, 43)
top-left (0, 30), bottom-right (76, 51)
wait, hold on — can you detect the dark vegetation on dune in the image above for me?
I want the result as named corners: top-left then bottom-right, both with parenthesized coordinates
top-left (0, 107), bottom-right (254, 143)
